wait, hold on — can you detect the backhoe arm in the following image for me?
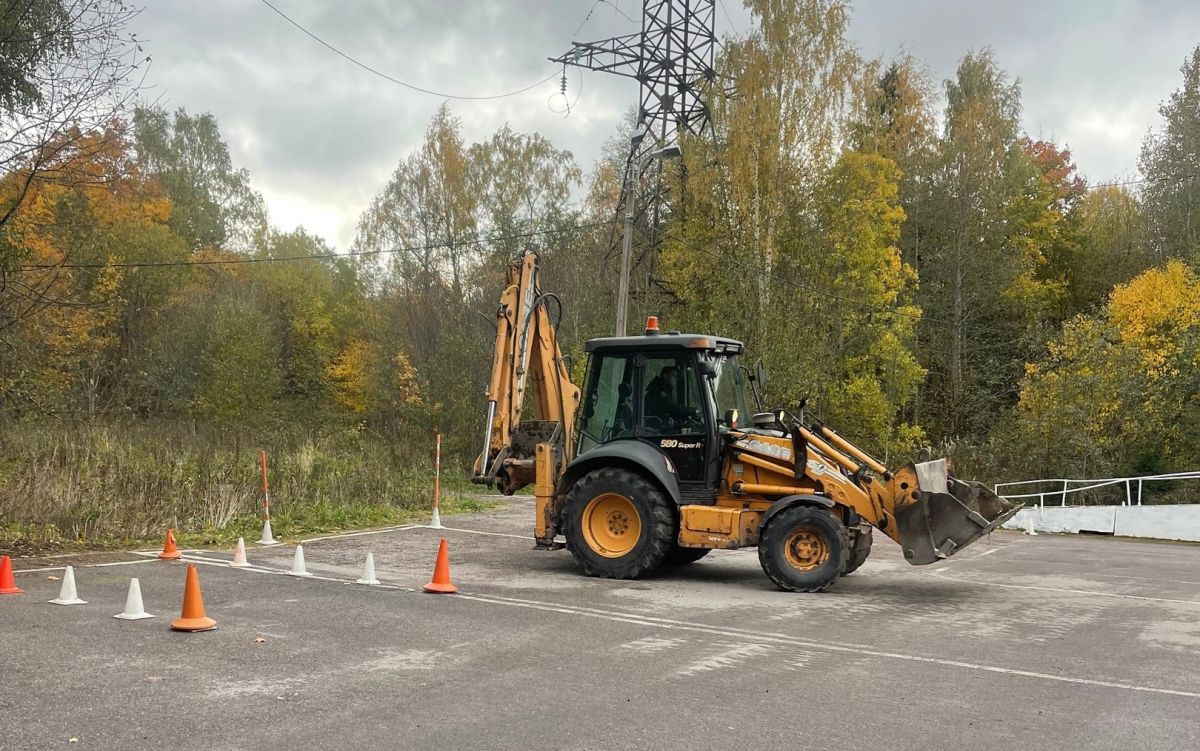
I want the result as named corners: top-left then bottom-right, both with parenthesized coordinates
top-left (472, 251), bottom-right (580, 496)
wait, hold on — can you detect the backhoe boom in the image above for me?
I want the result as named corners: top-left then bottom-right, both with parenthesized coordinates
top-left (472, 251), bottom-right (580, 497)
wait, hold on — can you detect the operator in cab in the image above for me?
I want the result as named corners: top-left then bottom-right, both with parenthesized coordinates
top-left (644, 366), bottom-right (692, 422)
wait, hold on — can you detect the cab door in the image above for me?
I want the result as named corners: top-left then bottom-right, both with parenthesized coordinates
top-left (635, 354), bottom-right (714, 499)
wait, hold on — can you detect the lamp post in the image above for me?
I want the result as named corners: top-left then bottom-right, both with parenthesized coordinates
top-left (615, 131), bottom-right (682, 337)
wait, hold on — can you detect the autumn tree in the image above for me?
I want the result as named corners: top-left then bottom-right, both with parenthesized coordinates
top-left (353, 108), bottom-right (582, 457)
top-left (0, 124), bottom-right (185, 415)
top-left (0, 1), bottom-right (146, 255)
top-left (1059, 186), bottom-right (1151, 315)
top-left (131, 106), bottom-right (268, 251)
top-left (666, 0), bottom-right (860, 335)
top-left (793, 151), bottom-right (924, 456)
top-left (1139, 45), bottom-right (1200, 264)
top-left (917, 51), bottom-right (1030, 439)
top-left (1011, 260), bottom-right (1200, 479)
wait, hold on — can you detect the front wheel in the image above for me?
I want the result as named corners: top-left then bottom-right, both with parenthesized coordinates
top-left (843, 526), bottom-right (873, 575)
top-left (563, 468), bottom-right (675, 579)
top-left (758, 506), bottom-right (849, 592)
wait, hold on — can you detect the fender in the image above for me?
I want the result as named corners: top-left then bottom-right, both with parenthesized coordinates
top-left (760, 493), bottom-right (836, 529)
top-left (560, 439), bottom-right (683, 505)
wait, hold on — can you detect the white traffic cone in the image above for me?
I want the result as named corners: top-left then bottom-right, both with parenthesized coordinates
top-left (113, 577), bottom-right (154, 620)
top-left (356, 552), bottom-right (380, 585)
top-left (430, 506), bottom-right (444, 530)
top-left (230, 538), bottom-right (250, 568)
top-left (288, 545), bottom-right (312, 577)
top-left (49, 565), bottom-right (86, 605)
top-left (1025, 512), bottom-right (1039, 536)
top-left (258, 518), bottom-right (278, 545)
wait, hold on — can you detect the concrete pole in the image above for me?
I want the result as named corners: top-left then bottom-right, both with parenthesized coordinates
top-left (615, 131), bottom-right (679, 337)
top-left (615, 156), bottom-right (637, 337)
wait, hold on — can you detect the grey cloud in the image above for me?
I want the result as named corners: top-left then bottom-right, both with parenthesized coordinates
top-left (134, 1), bottom-right (1200, 248)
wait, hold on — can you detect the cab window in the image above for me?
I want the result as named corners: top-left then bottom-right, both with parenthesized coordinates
top-left (578, 354), bottom-right (633, 451)
top-left (640, 355), bottom-right (702, 436)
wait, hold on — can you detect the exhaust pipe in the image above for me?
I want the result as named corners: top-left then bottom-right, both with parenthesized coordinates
top-left (893, 459), bottom-right (1021, 565)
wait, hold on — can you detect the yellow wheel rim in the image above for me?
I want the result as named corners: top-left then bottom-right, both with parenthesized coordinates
top-left (581, 493), bottom-right (642, 558)
top-left (782, 527), bottom-right (829, 572)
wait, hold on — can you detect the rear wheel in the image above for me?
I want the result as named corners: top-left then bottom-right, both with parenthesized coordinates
top-left (563, 468), bottom-right (675, 579)
top-left (663, 545), bottom-right (711, 566)
top-left (758, 506), bottom-right (848, 592)
top-left (843, 527), bottom-right (873, 575)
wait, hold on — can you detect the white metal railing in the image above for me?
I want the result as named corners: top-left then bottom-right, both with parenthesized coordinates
top-left (995, 471), bottom-right (1200, 508)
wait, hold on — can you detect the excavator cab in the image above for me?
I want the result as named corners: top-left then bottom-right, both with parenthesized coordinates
top-left (574, 318), bottom-right (744, 503)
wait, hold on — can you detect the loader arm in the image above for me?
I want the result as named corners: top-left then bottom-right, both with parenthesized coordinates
top-left (724, 416), bottom-right (1018, 565)
top-left (793, 422), bottom-right (1019, 565)
top-left (472, 251), bottom-right (580, 497)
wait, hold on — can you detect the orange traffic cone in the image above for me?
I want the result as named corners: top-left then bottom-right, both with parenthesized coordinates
top-left (0, 555), bottom-right (22, 595)
top-left (422, 538), bottom-right (457, 594)
top-left (158, 528), bottom-right (183, 560)
top-left (170, 564), bottom-right (216, 632)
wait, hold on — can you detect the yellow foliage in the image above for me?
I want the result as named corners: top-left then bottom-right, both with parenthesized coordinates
top-left (326, 339), bottom-right (374, 415)
top-left (1108, 260), bottom-right (1200, 354)
top-left (393, 351), bottom-right (423, 407)
top-left (0, 125), bottom-right (176, 409)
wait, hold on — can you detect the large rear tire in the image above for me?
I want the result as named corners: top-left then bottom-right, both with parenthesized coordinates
top-left (758, 506), bottom-right (848, 593)
top-left (843, 527), bottom-right (873, 575)
top-left (563, 468), bottom-right (675, 579)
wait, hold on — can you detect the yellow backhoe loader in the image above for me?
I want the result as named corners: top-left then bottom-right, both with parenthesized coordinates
top-left (473, 251), bottom-right (1020, 591)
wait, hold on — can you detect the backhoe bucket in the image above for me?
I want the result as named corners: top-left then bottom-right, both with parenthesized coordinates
top-left (893, 459), bottom-right (1021, 566)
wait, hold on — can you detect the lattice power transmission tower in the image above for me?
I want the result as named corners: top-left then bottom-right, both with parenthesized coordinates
top-left (552, 1), bottom-right (718, 334)
top-left (552, 0), bottom-right (717, 144)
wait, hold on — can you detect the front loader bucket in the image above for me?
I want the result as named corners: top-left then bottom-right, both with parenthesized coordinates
top-left (893, 459), bottom-right (1021, 566)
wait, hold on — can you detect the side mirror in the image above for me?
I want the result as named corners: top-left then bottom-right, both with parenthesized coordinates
top-left (754, 359), bottom-right (767, 387)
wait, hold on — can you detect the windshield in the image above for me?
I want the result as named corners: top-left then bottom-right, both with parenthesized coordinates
top-left (708, 354), bottom-right (748, 430)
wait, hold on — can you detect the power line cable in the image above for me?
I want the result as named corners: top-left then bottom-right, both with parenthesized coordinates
top-left (716, 0), bottom-right (737, 34)
top-left (598, 0), bottom-right (637, 25)
top-left (1085, 174), bottom-right (1196, 191)
top-left (257, 0), bottom-right (557, 100)
top-left (17, 222), bottom-right (609, 271)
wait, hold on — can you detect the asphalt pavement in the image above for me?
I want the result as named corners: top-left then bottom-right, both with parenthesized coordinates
top-left (2, 499), bottom-right (1199, 750)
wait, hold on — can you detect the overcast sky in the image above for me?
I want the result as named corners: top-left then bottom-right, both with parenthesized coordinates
top-left (133, 1), bottom-right (1200, 250)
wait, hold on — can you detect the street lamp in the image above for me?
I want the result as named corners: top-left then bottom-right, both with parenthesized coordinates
top-left (615, 133), bottom-right (682, 337)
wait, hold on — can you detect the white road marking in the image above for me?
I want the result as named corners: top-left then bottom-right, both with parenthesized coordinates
top-left (426, 525), bottom-right (532, 540)
top-left (928, 570), bottom-right (1200, 607)
top-left (450, 590), bottom-right (1200, 700)
top-left (976, 547), bottom-right (1001, 557)
top-left (300, 524), bottom-right (421, 544)
top-left (1089, 572), bottom-right (1200, 587)
top-left (14, 558), bottom-right (158, 574)
top-left (164, 545), bottom-right (1200, 700)
top-left (25, 522), bottom-right (1187, 702)
top-left (171, 552), bottom-right (423, 591)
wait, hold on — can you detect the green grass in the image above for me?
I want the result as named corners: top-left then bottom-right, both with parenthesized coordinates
top-left (0, 421), bottom-right (501, 554)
